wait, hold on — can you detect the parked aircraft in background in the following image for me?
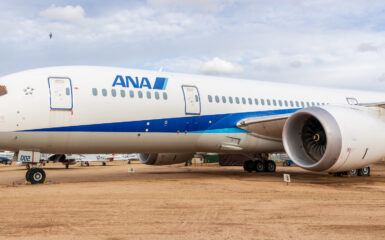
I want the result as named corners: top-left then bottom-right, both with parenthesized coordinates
top-left (0, 151), bottom-right (13, 165)
top-left (0, 66), bottom-right (384, 183)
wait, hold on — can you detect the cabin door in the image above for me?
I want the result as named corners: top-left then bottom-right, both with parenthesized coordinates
top-left (48, 77), bottom-right (73, 110)
top-left (346, 97), bottom-right (358, 105)
top-left (182, 85), bottom-right (201, 115)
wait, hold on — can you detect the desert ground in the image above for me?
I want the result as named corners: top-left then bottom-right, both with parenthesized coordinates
top-left (0, 160), bottom-right (384, 240)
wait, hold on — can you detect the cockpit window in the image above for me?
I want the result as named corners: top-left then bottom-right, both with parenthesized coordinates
top-left (0, 86), bottom-right (7, 96)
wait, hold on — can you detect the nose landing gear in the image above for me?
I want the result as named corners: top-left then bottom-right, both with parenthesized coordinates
top-left (25, 167), bottom-right (46, 184)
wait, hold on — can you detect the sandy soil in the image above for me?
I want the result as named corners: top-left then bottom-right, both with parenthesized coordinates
top-left (0, 161), bottom-right (384, 240)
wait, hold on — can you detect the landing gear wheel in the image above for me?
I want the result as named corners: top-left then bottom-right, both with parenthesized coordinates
top-left (265, 160), bottom-right (276, 172)
top-left (102, 162), bottom-right (106, 166)
top-left (243, 160), bottom-right (255, 173)
top-left (358, 167), bottom-right (370, 176)
top-left (85, 161), bottom-right (89, 167)
top-left (255, 160), bottom-right (265, 172)
top-left (28, 168), bottom-right (46, 184)
top-left (65, 164), bottom-right (69, 169)
top-left (348, 169), bottom-right (358, 176)
top-left (25, 169), bottom-right (32, 181)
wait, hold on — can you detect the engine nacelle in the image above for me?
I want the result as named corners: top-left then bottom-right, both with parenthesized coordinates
top-left (283, 105), bottom-right (385, 172)
top-left (138, 153), bottom-right (194, 165)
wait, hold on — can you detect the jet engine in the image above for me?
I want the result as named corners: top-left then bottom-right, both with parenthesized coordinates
top-left (138, 153), bottom-right (194, 165)
top-left (282, 105), bottom-right (385, 172)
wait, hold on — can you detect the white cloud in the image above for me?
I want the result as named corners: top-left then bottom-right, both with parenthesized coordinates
top-left (40, 5), bottom-right (85, 23)
top-left (357, 42), bottom-right (379, 52)
top-left (147, 0), bottom-right (230, 12)
top-left (201, 57), bottom-right (243, 75)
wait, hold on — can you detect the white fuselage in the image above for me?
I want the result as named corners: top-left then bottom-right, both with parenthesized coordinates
top-left (0, 66), bottom-right (383, 154)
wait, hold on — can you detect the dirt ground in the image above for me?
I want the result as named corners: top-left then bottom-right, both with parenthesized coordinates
top-left (0, 161), bottom-right (384, 240)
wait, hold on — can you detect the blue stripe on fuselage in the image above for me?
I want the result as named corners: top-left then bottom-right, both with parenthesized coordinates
top-left (20, 109), bottom-right (299, 133)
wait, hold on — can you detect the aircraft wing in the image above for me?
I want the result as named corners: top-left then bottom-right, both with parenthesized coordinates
top-left (359, 101), bottom-right (385, 109)
top-left (236, 113), bottom-right (291, 141)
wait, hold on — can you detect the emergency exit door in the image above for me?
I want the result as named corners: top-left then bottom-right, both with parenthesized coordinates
top-left (182, 85), bottom-right (201, 115)
top-left (48, 77), bottom-right (73, 110)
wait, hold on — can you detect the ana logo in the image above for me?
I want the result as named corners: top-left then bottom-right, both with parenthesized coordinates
top-left (112, 75), bottom-right (168, 90)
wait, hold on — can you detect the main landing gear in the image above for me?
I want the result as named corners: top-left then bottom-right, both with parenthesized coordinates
top-left (243, 159), bottom-right (276, 173)
top-left (331, 166), bottom-right (371, 177)
top-left (25, 164), bottom-right (46, 184)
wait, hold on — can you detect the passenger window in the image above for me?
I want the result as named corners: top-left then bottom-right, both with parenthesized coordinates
top-left (129, 90), bottom-right (134, 98)
top-left (92, 88), bottom-right (98, 96)
top-left (272, 99), bottom-right (277, 106)
top-left (163, 92), bottom-right (168, 100)
top-left (295, 101), bottom-right (299, 107)
top-left (222, 96), bottom-right (226, 103)
top-left (235, 97), bottom-right (240, 104)
top-left (248, 98), bottom-right (252, 105)
top-left (284, 100), bottom-right (288, 107)
top-left (66, 88), bottom-right (70, 96)
top-left (0, 86), bottom-right (7, 96)
top-left (146, 91), bottom-right (151, 99)
top-left (290, 101), bottom-right (294, 107)
top-left (111, 89), bottom-right (117, 97)
top-left (311, 102), bottom-right (315, 106)
top-left (301, 101), bottom-right (305, 107)
top-left (242, 97), bottom-right (246, 104)
top-left (254, 98), bottom-right (259, 105)
top-left (229, 96), bottom-right (233, 104)
top-left (215, 96), bottom-right (220, 103)
top-left (261, 99), bottom-right (265, 105)
top-left (267, 99), bottom-right (271, 105)
top-left (306, 102), bottom-right (310, 107)
top-left (195, 95), bottom-right (199, 102)
top-left (120, 90), bottom-right (126, 98)
top-left (102, 89), bottom-right (107, 97)
top-left (138, 91), bottom-right (143, 99)
top-left (279, 100), bottom-right (283, 106)
top-left (208, 95), bottom-right (213, 102)
top-left (155, 92), bottom-right (160, 100)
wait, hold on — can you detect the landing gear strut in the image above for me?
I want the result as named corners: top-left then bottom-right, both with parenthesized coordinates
top-left (25, 168), bottom-right (46, 184)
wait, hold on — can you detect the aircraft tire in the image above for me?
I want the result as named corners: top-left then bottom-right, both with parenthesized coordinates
top-left (29, 168), bottom-right (46, 184)
top-left (102, 162), bottom-right (106, 166)
top-left (25, 169), bottom-right (32, 181)
top-left (265, 160), bottom-right (276, 172)
top-left (358, 167), bottom-right (370, 177)
top-left (243, 160), bottom-right (255, 173)
top-left (349, 169), bottom-right (358, 176)
top-left (65, 164), bottom-right (69, 169)
top-left (255, 160), bottom-right (265, 172)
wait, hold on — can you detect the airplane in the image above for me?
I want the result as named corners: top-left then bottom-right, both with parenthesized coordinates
top-left (0, 66), bottom-right (384, 184)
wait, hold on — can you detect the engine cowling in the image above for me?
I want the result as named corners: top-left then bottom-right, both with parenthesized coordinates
top-left (139, 153), bottom-right (194, 165)
top-left (283, 105), bottom-right (385, 172)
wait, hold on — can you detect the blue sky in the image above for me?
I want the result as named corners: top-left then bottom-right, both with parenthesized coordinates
top-left (1, 0), bottom-right (385, 91)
